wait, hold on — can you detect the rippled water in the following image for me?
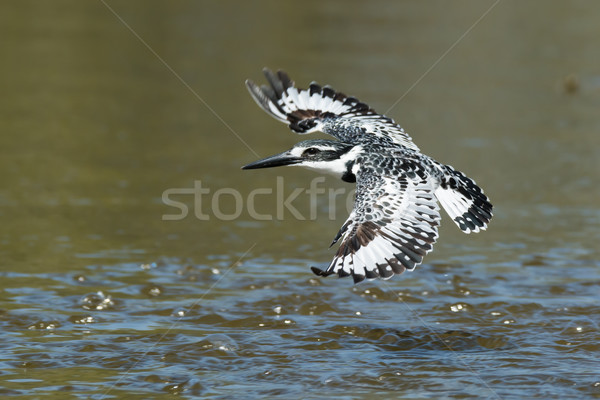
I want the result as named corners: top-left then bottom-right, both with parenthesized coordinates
top-left (2, 245), bottom-right (600, 399)
top-left (1, 1), bottom-right (599, 399)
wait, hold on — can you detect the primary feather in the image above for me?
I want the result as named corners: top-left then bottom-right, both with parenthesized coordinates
top-left (246, 68), bottom-right (420, 150)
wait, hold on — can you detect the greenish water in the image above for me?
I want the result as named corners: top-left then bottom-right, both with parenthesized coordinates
top-left (1, 1), bottom-right (599, 399)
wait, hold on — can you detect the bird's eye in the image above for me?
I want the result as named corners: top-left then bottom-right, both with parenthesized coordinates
top-left (303, 147), bottom-right (319, 156)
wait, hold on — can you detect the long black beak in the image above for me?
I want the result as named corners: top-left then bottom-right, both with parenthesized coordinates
top-left (242, 150), bottom-right (302, 170)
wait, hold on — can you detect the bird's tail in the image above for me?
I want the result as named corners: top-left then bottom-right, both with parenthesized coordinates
top-left (434, 166), bottom-right (493, 233)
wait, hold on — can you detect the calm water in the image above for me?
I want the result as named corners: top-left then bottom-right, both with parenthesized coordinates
top-left (1, 1), bottom-right (599, 399)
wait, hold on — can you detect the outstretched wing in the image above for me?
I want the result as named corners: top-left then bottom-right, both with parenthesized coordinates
top-left (312, 166), bottom-right (440, 284)
top-left (246, 68), bottom-right (419, 151)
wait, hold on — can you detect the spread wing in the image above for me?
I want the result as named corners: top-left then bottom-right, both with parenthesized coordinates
top-left (245, 68), bottom-right (419, 150)
top-left (311, 166), bottom-right (440, 284)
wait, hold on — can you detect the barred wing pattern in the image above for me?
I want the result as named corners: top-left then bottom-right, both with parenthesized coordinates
top-left (435, 166), bottom-right (493, 234)
top-left (312, 168), bottom-right (441, 284)
top-left (245, 68), bottom-right (420, 151)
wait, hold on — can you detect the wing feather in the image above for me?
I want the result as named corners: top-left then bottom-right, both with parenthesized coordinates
top-left (312, 167), bottom-right (441, 283)
top-left (246, 68), bottom-right (419, 150)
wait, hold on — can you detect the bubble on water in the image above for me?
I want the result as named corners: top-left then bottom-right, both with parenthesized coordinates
top-left (141, 284), bottom-right (163, 297)
top-left (377, 371), bottom-right (403, 381)
top-left (79, 291), bottom-right (115, 311)
top-left (27, 321), bottom-right (60, 330)
top-left (198, 334), bottom-right (238, 353)
top-left (273, 306), bottom-right (282, 314)
top-left (323, 375), bottom-right (345, 385)
top-left (68, 315), bottom-right (96, 324)
top-left (560, 317), bottom-right (599, 335)
top-left (450, 303), bottom-right (470, 312)
top-left (172, 309), bottom-right (186, 318)
top-left (163, 381), bottom-right (187, 395)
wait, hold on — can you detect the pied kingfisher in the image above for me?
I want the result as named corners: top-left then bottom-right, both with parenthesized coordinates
top-left (243, 68), bottom-right (493, 284)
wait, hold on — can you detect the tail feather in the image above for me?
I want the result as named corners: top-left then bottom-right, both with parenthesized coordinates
top-left (435, 167), bottom-right (493, 234)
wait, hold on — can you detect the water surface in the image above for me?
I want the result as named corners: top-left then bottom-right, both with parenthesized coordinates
top-left (0, 1), bottom-right (599, 399)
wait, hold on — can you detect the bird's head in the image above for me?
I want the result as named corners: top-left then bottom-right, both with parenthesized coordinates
top-left (242, 139), bottom-right (359, 180)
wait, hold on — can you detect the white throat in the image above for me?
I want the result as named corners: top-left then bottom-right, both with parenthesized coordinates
top-left (295, 145), bottom-right (362, 179)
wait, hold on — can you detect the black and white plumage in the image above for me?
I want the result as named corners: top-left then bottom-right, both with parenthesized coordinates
top-left (243, 69), bottom-right (493, 284)
top-left (246, 69), bottom-right (419, 150)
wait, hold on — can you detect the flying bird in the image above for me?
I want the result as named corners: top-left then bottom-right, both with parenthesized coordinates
top-left (243, 69), bottom-right (492, 283)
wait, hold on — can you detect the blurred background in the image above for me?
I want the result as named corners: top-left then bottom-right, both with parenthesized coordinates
top-left (0, 1), bottom-right (598, 398)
